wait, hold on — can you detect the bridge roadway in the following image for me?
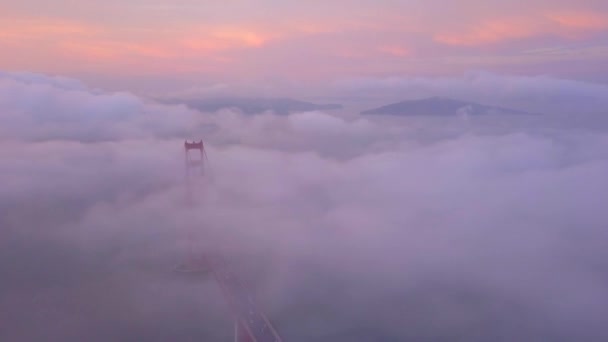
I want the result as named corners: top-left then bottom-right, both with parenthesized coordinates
top-left (206, 254), bottom-right (283, 342)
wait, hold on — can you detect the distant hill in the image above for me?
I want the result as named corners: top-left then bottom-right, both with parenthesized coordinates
top-left (163, 97), bottom-right (342, 115)
top-left (361, 97), bottom-right (537, 116)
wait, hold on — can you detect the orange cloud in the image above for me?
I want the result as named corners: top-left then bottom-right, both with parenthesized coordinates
top-left (179, 26), bottom-right (277, 54)
top-left (0, 18), bottom-right (97, 40)
top-left (0, 17), bottom-right (275, 75)
top-left (379, 45), bottom-right (410, 57)
top-left (435, 11), bottom-right (608, 47)
top-left (434, 18), bottom-right (539, 46)
top-left (211, 29), bottom-right (269, 47)
top-left (547, 11), bottom-right (608, 30)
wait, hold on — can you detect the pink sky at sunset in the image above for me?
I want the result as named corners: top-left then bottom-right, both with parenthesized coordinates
top-left (1, 0), bottom-right (608, 94)
top-left (4, 2), bottom-right (608, 341)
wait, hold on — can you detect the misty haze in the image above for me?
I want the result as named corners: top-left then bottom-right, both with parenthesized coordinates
top-left (2, 1), bottom-right (608, 341)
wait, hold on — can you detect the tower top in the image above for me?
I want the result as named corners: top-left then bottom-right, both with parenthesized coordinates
top-left (185, 140), bottom-right (203, 151)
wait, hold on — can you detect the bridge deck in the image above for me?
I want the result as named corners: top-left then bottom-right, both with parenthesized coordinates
top-left (206, 254), bottom-right (283, 342)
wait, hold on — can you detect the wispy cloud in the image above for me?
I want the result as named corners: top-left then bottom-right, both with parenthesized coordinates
top-left (1, 1), bottom-right (608, 95)
top-left (435, 10), bottom-right (608, 47)
top-left (547, 10), bottom-right (608, 30)
top-left (434, 17), bottom-right (542, 46)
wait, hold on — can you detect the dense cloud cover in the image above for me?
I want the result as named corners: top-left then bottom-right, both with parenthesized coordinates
top-left (2, 72), bottom-right (608, 341)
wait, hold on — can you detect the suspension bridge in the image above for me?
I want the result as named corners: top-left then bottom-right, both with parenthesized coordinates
top-left (176, 140), bottom-right (283, 342)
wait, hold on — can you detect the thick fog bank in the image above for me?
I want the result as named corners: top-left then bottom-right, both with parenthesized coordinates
top-left (1, 72), bottom-right (608, 341)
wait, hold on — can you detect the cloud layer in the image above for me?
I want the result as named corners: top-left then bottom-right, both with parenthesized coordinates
top-left (2, 72), bottom-right (608, 341)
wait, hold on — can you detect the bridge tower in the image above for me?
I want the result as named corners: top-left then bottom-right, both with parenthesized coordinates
top-left (175, 140), bottom-right (207, 273)
top-left (178, 139), bottom-right (283, 342)
top-left (185, 139), bottom-right (205, 177)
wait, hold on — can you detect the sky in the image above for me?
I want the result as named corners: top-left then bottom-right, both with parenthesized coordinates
top-left (2, 0), bottom-right (608, 95)
top-left (2, 2), bottom-right (608, 340)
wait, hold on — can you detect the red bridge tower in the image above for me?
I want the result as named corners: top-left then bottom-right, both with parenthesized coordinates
top-left (178, 139), bottom-right (283, 342)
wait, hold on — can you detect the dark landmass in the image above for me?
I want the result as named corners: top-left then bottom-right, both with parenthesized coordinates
top-left (163, 97), bottom-right (343, 115)
top-left (361, 97), bottom-right (538, 116)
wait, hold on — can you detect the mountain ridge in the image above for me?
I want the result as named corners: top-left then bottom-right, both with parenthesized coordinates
top-left (361, 96), bottom-right (539, 116)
